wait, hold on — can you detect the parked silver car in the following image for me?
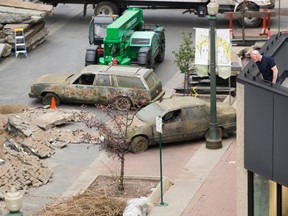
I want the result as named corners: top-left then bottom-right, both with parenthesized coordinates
top-left (28, 65), bottom-right (165, 111)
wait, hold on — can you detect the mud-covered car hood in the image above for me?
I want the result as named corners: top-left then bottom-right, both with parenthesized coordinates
top-left (130, 115), bottom-right (149, 128)
top-left (32, 73), bottom-right (72, 84)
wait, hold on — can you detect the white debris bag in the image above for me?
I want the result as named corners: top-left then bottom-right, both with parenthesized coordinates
top-left (123, 197), bottom-right (150, 216)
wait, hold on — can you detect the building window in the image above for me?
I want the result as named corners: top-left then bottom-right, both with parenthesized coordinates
top-left (283, 186), bottom-right (288, 215)
top-left (248, 172), bottom-right (288, 216)
top-left (253, 174), bottom-right (276, 216)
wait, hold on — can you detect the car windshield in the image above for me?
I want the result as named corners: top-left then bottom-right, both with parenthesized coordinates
top-left (144, 72), bottom-right (158, 88)
top-left (66, 74), bottom-right (77, 82)
top-left (136, 103), bottom-right (166, 123)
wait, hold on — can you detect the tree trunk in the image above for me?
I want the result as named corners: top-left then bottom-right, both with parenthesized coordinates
top-left (118, 154), bottom-right (125, 190)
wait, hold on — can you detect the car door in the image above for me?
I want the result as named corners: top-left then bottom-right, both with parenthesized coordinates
top-left (94, 74), bottom-right (116, 104)
top-left (182, 106), bottom-right (210, 140)
top-left (151, 109), bottom-right (184, 144)
top-left (64, 73), bottom-right (97, 103)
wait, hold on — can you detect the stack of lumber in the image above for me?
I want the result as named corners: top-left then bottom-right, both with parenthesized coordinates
top-left (0, 0), bottom-right (53, 57)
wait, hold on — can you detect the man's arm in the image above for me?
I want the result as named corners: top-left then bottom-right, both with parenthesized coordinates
top-left (271, 65), bottom-right (278, 84)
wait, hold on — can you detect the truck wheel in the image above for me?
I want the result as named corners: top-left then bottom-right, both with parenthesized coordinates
top-left (236, 3), bottom-right (261, 28)
top-left (155, 31), bottom-right (166, 63)
top-left (42, 93), bottom-right (61, 106)
top-left (146, 53), bottom-right (154, 69)
top-left (94, 2), bottom-right (119, 15)
top-left (130, 136), bottom-right (149, 153)
top-left (115, 96), bottom-right (132, 111)
top-left (147, 58), bottom-right (154, 69)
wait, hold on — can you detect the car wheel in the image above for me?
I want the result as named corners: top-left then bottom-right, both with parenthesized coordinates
top-left (205, 127), bottom-right (223, 139)
top-left (42, 93), bottom-right (61, 106)
top-left (236, 3), bottom-right (261, 28)
top-left (115, 97), bottom-right (132, 111)
top-left (94, 2), bottom-right (119, 16)
top-left (222, 128), bottom-right (229, 138)
top-left (130, 136), bottom-right (149, 153)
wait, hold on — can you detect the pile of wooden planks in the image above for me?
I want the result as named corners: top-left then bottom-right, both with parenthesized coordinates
top-left (0, 0), bottom-right (53, 57)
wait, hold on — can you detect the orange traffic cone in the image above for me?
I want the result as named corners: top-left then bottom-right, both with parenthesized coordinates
top-left (50, 97), bottom-right (56, 110)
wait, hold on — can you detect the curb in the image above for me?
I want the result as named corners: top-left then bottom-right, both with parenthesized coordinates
top-left (148, 137), bottom-right (234, 216)
top-left (147, 176), bottom-right (173, 207)
top-left (61, 149), bottom-right (174, 211)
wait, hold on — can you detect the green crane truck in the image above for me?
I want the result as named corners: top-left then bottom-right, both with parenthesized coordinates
top-left (85, 8), bottom-right (165, 68)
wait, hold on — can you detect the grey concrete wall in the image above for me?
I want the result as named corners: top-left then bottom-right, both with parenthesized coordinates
top-left (236, 83), bottom-right (247, 216)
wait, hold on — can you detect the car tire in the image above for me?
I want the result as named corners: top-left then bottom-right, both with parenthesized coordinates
top-left (221, 128), bottom-right (229, 138)
top-left (42, 93), bottom-right (61, 106)
top-left (205, 127), bottom-right (223, 139)
top-left (130, 136), bottom-right (149, 153)
top-left (94, 2), bottom-right (119, 16)
top-left (236, 3), bottom-right (261, 28)
top-left (115, 97), bottom-right (132, 111)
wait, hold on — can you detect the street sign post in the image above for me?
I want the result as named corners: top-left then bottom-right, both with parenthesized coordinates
top-left (156, 116), bottom-right (168, 207)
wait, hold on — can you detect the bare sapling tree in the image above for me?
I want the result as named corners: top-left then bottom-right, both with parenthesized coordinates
top-left (172, 32), bottom-right (195, 95)
top-left (83, 96), bottom-right (146, 191)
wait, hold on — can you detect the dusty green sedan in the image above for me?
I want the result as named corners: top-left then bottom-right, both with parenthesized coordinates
top-left (28, 65), bottom-right (165, 111)
top-left (127, 96), bottom-right (236, 153)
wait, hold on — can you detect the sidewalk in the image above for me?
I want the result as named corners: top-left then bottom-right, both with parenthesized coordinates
top-left (139, 137), bottom-right (236, 216)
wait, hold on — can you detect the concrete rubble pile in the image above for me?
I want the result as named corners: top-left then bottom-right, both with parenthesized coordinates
top-left (0, 0), bottom-right (53, 57)
top-left (0, 108), bottom-right (100, 199)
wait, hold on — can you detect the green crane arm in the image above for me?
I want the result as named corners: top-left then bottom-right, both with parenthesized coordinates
top-left (105, 8), bottom-right (144, 42)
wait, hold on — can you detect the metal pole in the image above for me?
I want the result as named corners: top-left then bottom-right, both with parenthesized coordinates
top-left (206, 14), bottom-right (222, 149)
top-left (159, 132), bottom-right (164, 204)
top-left (229, 76), bottom-right (231, 105)
top-left (278, 0), bottom-right (281, 34)
top-left (158, 132), bottom-right (168, 206)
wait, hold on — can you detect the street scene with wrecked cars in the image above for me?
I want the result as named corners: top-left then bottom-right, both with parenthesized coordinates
top-left (2, 0), bottom-right (283, 215)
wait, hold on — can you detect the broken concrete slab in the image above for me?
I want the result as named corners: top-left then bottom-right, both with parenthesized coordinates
top-left (33, 111), bottom-right (75, 131)
top-left (7, 114), bottom-right (33, 137)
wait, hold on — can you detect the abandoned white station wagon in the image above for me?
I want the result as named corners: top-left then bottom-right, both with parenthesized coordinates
top-left (28, 65), bottom-right (165, 111)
